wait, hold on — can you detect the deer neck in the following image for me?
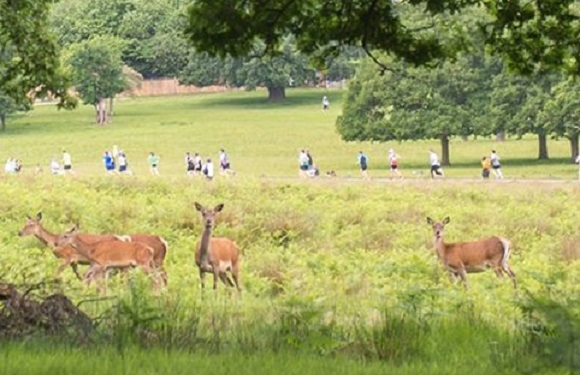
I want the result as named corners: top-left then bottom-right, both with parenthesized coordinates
top-left (36, 226), bottom-right (59, 248)
top-left (433, 236), bottom-right (446, 259)
top-left (199, 224), bottom-right (213, 268)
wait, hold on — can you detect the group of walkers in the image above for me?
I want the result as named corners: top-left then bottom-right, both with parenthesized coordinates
top-left (184, 149), bottom-right (235, 180)
top-left (103, 147), bottom-right (133, 176)
top-left (299, 147), bottom-right (514, 180)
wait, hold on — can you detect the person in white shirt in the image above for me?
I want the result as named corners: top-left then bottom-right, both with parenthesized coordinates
top-left (4, 158), bottom-right (15, 174)
top-left (50, 159), bottom-right (62, 175)
top-left (62, 150), bottom-right (74, 175)
top-left (219, 148), bottom-right (235, 176)
top-left (193, 153), bottom-right (203, 175)
top-left (298, 150), bottom-right (309, 177)
top-left (118, 151), bottom-right (132, 175)
top-left (428, 149), bottom-right (444, 179)
top-left (490, 150), bottom-right (504, 180)
top-left (203, 158), bottom-right (214, 181)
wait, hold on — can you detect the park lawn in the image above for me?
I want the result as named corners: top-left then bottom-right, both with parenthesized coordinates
top-left (1, 88), bottom-right (577, 180)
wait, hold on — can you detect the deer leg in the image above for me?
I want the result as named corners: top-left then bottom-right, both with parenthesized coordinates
top-left (231, 264), bottom-right (242, 294)
top-left (70, 263), bottom-right (83, 281)
top-left (503, 266), bottom-right (517, 289)
top-left (212, 266), bottom-right (220, 291)
top-left (199, 269), bottom-right (206, 290)
top-left (457, 267), bottom-right (469, 288)
top-left (218, 272), bottom-right (234, 287)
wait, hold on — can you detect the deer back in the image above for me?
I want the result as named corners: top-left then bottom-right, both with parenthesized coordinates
top-left (126, 234), bottom-right (168, 267)
top-left (90, 241), bottom-right (155, 268)
top-left (442, 236), bottom-right (504, 269)
top-left (195, 237), bottom-right (239, 266)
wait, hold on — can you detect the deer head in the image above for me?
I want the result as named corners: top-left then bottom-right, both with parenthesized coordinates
top-left (18, 212), bottom-right (43, 237)
top-left (427, 216), bottom-right (450, 240)
top-left (194, 202), bottom-right (224, 228)
top-left (55, 224), bottom-right (80, 248)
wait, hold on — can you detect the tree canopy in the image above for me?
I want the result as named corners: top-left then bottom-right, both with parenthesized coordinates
top-left (185, 0), bottom-right (580, 76)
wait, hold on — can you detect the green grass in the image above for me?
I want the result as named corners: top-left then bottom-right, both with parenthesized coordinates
top-left (2, 88), bottom-right (578, 179)
top-left (0, 89), bottom-right (579, 373)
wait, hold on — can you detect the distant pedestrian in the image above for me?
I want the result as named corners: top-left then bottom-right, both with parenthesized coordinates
top-left (298, 150), bottom-right (309, 177)
top-left (481, 156), bottom-right (491, 180)
top-left (118, 151), bottom-right (132, 175)
top-left (428, 149), bottom-right (444, 179)
top-left (51, 158), bottom-right (62, 175)
top-left (358, 151), bottom-right (369, 180)
top-left (306, 150), bottom-right (314, 168)
top-left (193, 152), bottom-right (203, 175)
top-left (185, 152), bottom-right (195, 176)
top-left (322, 95), bottom-right (330, 111)
top-left (219, 148), bottom-right (235, 176)
top-left (103, 151), bottom-right (116, 175)
top-left (490, 150), bottom-right (504, 179)
top-left (148, 152), bottom-right (160, 175)
top-left (4, 158), bottom-right (16, 174)
top-left (203, 158), bottom-right (214, 181)
top-left (62, 150), bottom-right (74, 175)
top-left (388, 148), bottom-right (403, 179)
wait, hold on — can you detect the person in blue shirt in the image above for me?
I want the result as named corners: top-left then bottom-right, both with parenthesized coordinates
top-left (358, 151), bottom-right (369, 180)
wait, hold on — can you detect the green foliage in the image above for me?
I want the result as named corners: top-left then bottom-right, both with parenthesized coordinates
top-left (185, 0), bottom-right (580, 76)
top-left (62, 36), bottom-right (126, 106)
top-left (0, 177), bottom-right (578, 373)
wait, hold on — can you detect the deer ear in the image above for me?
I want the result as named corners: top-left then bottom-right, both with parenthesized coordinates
top-left (194, 202), bottom-right (203, 212)
top-left (214, 203), bottom-right (224, 212)
top-left (443, 217), bottom-right (450, 225)
top-left (426, 217), bottom-right (434, 225)
top-left (36, 211), bottom-right (42, 221)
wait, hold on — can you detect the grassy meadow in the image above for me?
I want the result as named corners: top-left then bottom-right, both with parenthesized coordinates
top-left (1, 88), bottom-right (579, 179)
top-left (0, 89), bottom-right (578, 373)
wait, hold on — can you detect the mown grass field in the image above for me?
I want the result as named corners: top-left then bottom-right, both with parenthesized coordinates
top-left (0, 89), bottom-right (579, 373)
top-left (2, 88), bottom-right (579, 179)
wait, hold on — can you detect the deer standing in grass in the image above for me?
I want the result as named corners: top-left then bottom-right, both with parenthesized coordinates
top-left (427, 217), bottom-right (516, 288)
top-left (56, 225), bottom-right (159, 292)
top-left (121, 234), bottom-right (169, 287)
top-left (18, 212), bottom-right (124, 280)
top-left (194, 202), bottom-right (241, 294)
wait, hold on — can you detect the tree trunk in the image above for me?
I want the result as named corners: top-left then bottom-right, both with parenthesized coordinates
top-left (570, 134), bottom-right (579, 162)
top-left (538, 132), bottom-right (549, 160)
top-left (0, 114), bottom-right (5, 132)
top-left (95, 98), bottom-right (107, 125)
top-left (108, 97), bottom-right (114, 116)
top-left (495, 131), bottom-right (505, 142)
top-left (440, 135), bottom-right (450, 166)
top-left (267, 86), bottom-right (285, 101)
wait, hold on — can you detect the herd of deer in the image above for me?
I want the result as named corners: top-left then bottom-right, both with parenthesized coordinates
top-left (16, 203), bottom-right (515, 294)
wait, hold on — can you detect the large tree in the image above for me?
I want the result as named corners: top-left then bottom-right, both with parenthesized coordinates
top-left (179, 37), bottom-right (316, 101)
top-left (62, 37), bottom-right (126, 125)
top-left (0, 0), bottom-right (76, 131)
top-left (185, 1), bottom-right (580, 76)
top-left (542, 78), bottom-right (580, 161)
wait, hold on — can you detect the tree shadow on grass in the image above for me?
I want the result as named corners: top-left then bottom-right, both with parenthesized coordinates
top-left (198, 89), bottom-right (344, 109)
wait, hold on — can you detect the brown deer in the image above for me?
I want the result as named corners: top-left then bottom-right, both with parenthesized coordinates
top-left (18, 212), bottom-right (124, 280)
top-left (121, 234), bottom-right (169, 286)
top-left (426, 217), bottom-right (516, 288)
top-left (194, 202), bottom-right (241, 293)
top-left (56, 225), bottom-right (159, 292)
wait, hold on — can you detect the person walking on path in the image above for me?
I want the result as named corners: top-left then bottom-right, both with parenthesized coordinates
top-left (388, 148), bottom-right (403, 179)
top-left (103, 151), bottom-right (116, 175)
top-left (219, 148), bottom-right (235, 176)
top-left (62, 150), bottom-right (74, 175)
top-left (185, 152), bottom-right (195, 176)
top-left (490, 150), bottom-right (504, 179)
top-left (148, 152), bottom-right (160, 175)
top-left (322, 95), bottom-right (330, 111)
top-left (358, 151), bottom-right (370, 180)
top-left (298, 150), bottom-right (309, 177)
top-left (481, 156), bottom-right (491, 180)
top-left (118, 151), bottom-right (132, 175)
top-left (428, 149), bottom-right (445, 179)
top-left (203, 158), bottom-right (214, 181)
